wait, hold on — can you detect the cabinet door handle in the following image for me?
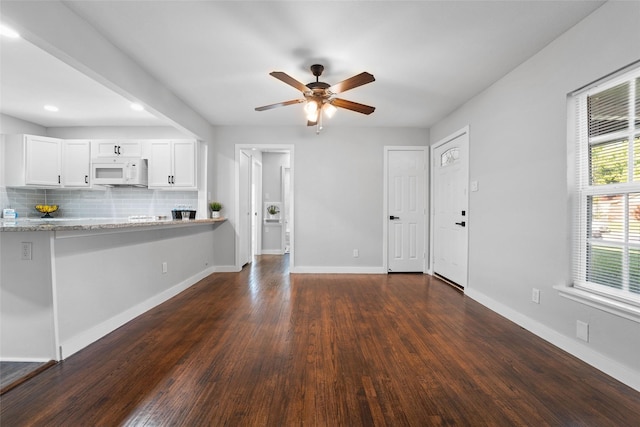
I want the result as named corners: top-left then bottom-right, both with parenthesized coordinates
top-left (58, 175), bottom-right (61, 184)
top-left (171, 175), bottom-right (175, 184)
top-left (85, 175), bottom-right (89, 184)
top-left (114, 145), bottom-right (118, 155)
top-left (117, 145), bottom-right (121, 155)
top-left (168, 175), bottom-right (172, 184)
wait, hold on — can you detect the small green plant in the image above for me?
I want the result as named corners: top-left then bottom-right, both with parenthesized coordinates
top-left (267, 205), bottom-right (280, 215)
top-left (209, 201), bottom-right (222, 212)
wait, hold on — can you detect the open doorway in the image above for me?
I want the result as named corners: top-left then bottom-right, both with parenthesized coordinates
top-left (235, 145), bottom-right (294, 271)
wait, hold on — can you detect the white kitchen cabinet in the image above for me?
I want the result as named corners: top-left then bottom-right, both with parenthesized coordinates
top-left (62, 140), bottom-right (91, 187)
top-left (5, 134), bottom-right (63, 187)
top-left (148, 140), bottom-right (197, 189)
top-left (93, 140), bottom-right (142, 158)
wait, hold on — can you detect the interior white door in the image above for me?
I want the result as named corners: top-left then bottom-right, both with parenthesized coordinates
top-left (387, 149), bottom-right (426, 272)
top-left (252, 159), bottom-right (262, 257)
top-left (239, 151), bottom-right (251, 266)
top-left (432, 131), bottom-right (469, 287)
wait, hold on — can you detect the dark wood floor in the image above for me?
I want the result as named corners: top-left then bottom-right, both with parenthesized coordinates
top-left (1, 255), bottom-right (639, 426)
top-left (0, 361), bottom-right (54, 395)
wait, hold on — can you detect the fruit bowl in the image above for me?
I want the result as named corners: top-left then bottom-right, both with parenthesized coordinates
top-left (35, 204), bottom-right (59, 218)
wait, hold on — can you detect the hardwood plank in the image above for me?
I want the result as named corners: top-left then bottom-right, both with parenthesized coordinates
top-left (1, 255), bottom-right (638, 426)
top-left (0, 361), bottom-right (56, 395)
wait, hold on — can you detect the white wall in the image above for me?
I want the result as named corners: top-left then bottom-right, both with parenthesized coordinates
top-left (214, 126), bottom-right (429, 272)
top-left (1, 231), bottom-right (56, 360)
top-left (430, 1), bottom-right (640, 388)
top-left (0, 114), bottom-right (47, 136)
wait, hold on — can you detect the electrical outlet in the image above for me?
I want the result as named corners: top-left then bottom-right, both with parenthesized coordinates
top-left (20, 242), bottom-right (32, 261)
top-left (21, 242), bottom-right (32, 260)
top-left (162, 262), bottom-right (168, 274)
top-left (577, 320), bottom-right (589, 342)
top-left (353, 249), bottom-right (359, 258)
top-left (532, 288), bottom-right (540, 304)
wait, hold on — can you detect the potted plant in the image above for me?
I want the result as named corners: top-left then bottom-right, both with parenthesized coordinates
top-left (266, 204), bottom-right (280, 218)
top-left (209, 201), bottom-right (222, 218)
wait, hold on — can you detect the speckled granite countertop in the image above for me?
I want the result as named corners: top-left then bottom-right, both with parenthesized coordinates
top-left (0, 217), bottom-right (226, 232)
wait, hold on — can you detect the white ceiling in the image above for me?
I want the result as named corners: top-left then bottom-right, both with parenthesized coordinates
top-left (1, 1), bottom-right (605, 129)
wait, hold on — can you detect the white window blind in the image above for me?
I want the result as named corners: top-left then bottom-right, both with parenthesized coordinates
top-left (573, 67), bottom-right (640, 307)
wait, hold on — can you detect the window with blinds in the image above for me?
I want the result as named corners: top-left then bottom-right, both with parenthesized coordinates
top-left (573, 67), bottom-right (640, 305)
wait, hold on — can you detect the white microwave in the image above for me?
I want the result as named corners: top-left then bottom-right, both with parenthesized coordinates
top-left (91, 157), bottom-right (148, 186)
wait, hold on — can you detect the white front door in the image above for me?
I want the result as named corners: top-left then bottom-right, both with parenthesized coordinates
top-left (387, 148), bottom-right (427, 272)
top-left (432, 129), bottom-right (469, 287)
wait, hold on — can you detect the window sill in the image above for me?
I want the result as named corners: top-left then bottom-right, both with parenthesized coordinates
top-left (554, 285), bottom-right (640, 323)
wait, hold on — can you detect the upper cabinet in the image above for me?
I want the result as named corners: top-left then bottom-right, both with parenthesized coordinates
top-left (93, 140), bottom-right (143, 158)
top-left (148, 140), bottom-right (197, 190)
top-left (5, 134), bottom-right (63, 187)
top-left (3, 136), bottom-right (198, 191)
top-left (62, 140), bottom-right (91, 187)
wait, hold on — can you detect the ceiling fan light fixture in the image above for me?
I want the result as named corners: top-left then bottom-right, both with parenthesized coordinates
top-left (323, 102), bottom-right (337, 118)
top-left (305, 100), bottom-right (320, 122)
top-left (255, 64), bottom-right (375, 132)
top-left (304, 100), bottom-right (318, 115)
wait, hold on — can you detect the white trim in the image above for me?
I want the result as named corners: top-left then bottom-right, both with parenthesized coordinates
top-left (209, 265), bottom-right (240, 273)
top-left (0, 357), bottom-right (52, 363)
top-left (430, 126), bottom-right (470, 288)
top-left (59, 266), bottom-right (217, 359)
top-left (291, 266), bottom-right (386, 274)
top-left (382, 146), bottom-right (429, 274)
top-left (261, 249), bottom-right (285, 255)
top-left (555, 285), bottom-right (640, 323)
top-left (49, 233), bottom-right (61, 361)
top-left (466, 287), bottom-right (640, 392)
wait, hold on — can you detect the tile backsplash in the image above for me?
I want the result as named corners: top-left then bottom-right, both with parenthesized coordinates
top-left (1, 186), bottom-right (198, 219)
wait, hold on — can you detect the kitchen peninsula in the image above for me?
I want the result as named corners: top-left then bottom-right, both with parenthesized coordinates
top-left (0, 217), bottom-right (226, 363)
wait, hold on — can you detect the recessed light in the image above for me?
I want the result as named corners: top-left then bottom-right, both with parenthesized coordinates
top-left (44, 105), bottom-right (59, 112)
top-left (0, 24), bottom-right (20, 39)
top-left (130, 103), bottom-right (145, 111)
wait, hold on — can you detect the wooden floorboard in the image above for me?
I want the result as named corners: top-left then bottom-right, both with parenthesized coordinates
top-left (1, 255), bottom-right (639, 426)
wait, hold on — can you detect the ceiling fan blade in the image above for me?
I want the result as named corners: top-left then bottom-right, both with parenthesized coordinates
top-left (255, 99), bottom-right (305, 111)
top-left (270, 71), bottom-right (310, 93)
top-left (307, 120), bottom-right (317, 126)
top-left (328, 72), bottom-right (375, 94)
top-left (332, 98), bottom-right (376, 115)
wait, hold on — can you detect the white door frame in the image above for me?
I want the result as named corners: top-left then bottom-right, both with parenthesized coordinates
top-left (429, 126), bottom-right (470, 282)
top-left (383, 146), bottom-right (429, 274)
top-left (234, 144), bottom-right (295, 271)
top-left (252, 158), bottom-right (263, 256)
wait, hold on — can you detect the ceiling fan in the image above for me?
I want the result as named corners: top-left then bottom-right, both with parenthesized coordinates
top-left (255, 64), bottom-right (375, 132)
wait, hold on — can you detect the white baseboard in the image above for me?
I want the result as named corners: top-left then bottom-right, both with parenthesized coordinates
top-left (59, 267), bottom-right (215, 359)
top-left (465, 287), bottom-right (640, 392)
top-left (209, 265), bottom-right (239, 273)
top-left (291, 266), bottom-right (386, 274)
top-left (261, 249), bottom-right (284, 255)
top-left (0, 357), bottom-right (52, 363)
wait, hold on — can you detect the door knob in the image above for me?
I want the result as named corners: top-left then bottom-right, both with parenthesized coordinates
top-left (390, 215), bottom-right (400, 220)
top-left (455, 221), bottom-right (466, 227)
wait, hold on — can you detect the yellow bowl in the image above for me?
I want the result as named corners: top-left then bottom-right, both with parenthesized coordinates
top-left (35, 205), bottom-right (59, 215)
